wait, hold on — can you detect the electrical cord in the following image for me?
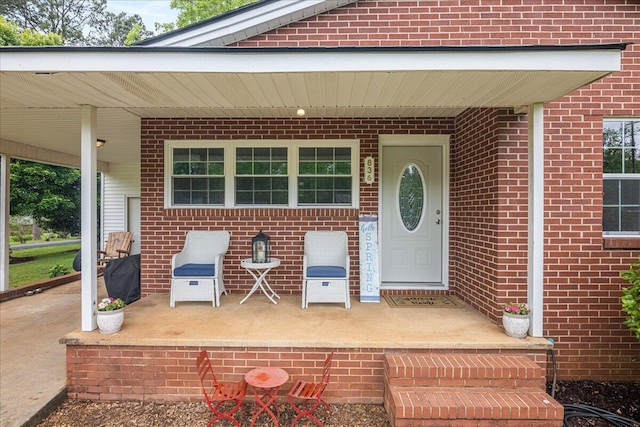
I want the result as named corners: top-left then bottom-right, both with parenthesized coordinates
top-left (548, 338), bottom-right (639, 427)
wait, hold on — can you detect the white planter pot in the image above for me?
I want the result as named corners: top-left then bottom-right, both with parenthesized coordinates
top-left (502, 312), bottom-right (530, 339)
top-left (97, 308), bottom-right (124, 334)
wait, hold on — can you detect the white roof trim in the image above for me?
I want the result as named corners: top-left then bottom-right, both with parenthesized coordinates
top-left (0, 47), bottom-right (622, 74)
top-left (142, 0), bottom-right (357, 47)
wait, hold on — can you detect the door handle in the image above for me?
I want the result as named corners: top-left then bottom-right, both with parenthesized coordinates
top-left (435, 219), bottom-right (441, 224)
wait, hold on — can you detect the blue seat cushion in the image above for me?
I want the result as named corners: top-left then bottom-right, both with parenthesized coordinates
top-left (173, 263), bottom-right (215, 277)
top-left (306, 266), bottom-right (346, 278)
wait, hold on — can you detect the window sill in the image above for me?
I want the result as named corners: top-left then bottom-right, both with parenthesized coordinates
top-left (603, 236), bottom-right (640, 250)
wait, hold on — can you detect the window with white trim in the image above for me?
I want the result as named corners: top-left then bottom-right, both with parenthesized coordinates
top-left (165, 140), bottom-right (359, 208)
top-left (603, 119), bottom-right (640, 235)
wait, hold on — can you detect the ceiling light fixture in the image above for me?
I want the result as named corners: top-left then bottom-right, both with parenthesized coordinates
top-left (296, 108), bottom-right (306, 117)
top-left (96, 138), bottom-right (106, 148)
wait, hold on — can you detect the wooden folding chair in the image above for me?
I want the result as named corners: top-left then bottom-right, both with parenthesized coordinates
top-left (286, 352), bottom-right (334, 427)
top-left (97, 231), bottom-right (133, 273)
top-left (196, 350), bottom-right (247, 427)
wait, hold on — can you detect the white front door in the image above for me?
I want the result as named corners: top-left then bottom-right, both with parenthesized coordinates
top-left (381, 145), bottom-right (443, 285)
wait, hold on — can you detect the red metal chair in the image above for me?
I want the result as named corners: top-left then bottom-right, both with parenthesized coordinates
top-left (196, 350), bottom-right (247, 427)
top-left (286, 352), bottom-right (334, 427)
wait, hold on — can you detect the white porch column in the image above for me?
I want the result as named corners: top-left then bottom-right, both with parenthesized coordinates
top-left (0, 155), bottom-right (9, 292)
top-left (528, 103), bottom-right (544, 337)
top-left (81, 105), bottom-right (98, 331)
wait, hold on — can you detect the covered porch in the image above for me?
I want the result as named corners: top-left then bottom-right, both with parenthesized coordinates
top-left (61, 289), bottom-right (552, 405)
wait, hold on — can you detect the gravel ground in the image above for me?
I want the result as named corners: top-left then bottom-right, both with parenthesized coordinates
top-left (36, 401), bottom-right (389, 427)
top-left (37, 381), bottom-right (639, 427)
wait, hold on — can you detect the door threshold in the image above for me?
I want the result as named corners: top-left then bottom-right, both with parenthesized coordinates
top-left (381, 282), bottom-right (447, 290)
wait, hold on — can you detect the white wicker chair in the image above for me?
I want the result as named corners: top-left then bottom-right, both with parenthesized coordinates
top-left (170, 231), bottom-right (230, 308)
top-left (302, 231), bottom-right (350, 309)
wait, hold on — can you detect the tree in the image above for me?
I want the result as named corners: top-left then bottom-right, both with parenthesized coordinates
top-left (10, 160), bottom-right (81, 237)
top-left (170, 0), bottom-right (257, 28)
top-left (0, 16), bottom-right (63, 45)
top-left (0, 0), bottom-right (107, 45)
top-left (1, 0), bottom-right (150, 46)
top-left (88, 10), bottom-right (152, 46)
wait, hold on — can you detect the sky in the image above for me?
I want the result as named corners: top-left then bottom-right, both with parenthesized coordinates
top-left (106, 0), bottom-right (179, 29)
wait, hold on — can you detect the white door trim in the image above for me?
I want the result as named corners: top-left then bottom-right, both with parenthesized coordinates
top-left (378, 134), bottom-right (451, 289)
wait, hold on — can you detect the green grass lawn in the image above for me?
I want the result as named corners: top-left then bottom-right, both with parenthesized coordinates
top-left (9, 243), bottom-right (81, 288)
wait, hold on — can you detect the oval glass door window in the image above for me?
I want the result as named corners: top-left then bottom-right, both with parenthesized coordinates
top-left (398, 164), bottom-right (425, 231)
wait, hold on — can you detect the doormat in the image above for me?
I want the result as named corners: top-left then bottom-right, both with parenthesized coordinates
top-left (384, 295), bottom-right (465, 308)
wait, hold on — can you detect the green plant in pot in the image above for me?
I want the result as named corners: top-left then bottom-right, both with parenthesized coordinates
top-left (620, 257), bottom-right (640, 340)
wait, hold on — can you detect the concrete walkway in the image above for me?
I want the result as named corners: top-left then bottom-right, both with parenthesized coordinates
top-left (0, 279), bottom-right (105, 427)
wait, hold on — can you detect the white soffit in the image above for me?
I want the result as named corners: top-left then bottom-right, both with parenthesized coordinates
top-left (139, 0), bottom-right (358, 47)
top-left (0, 44), bottom-right (625, 167)
top-left (0, 46), bottom-right (623, 113)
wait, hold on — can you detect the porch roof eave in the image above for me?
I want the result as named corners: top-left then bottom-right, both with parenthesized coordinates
top-left (0, 43), bottom-right (625, 168)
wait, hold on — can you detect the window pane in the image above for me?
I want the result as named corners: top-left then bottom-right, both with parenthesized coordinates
top-left (236, 148), bottom-right (252, 161)
top-left (300, 147), bottom-right (315, 161)
top-left (603, 179), bottom-right (619, 205)
top-left (174, 149), bottom-right (190, 162)
top-left (621, 206), bottom-right (640, 232)
top-left (254, 162), bottom-right (270, 175)
top-left (191, 178), bottom-right (207, 190)
top-left (299, 162), bottom-right (315, 174)
top-left (271, 162), bottom-right (287, 175)
top-left (173, 162), bottom-right (189, 175)
top-left (621, 180), bottom-right (640, 205)
top-left (299, 190), bottom-right (314, 204)
top-left (174, 178), bottom-right (191, 191)
top-left (207, 163), bottom-right (224, 175)
top-left (236, 162), bottom-right (252, 174)
top-left (399, 165), bottom-right (424, 232)
top-left (208, 148), bottom-right (224, 162)
top-left (335, 161), bottom-right (351, 174)
top-left (209, 191), bottom-right (224, 204)
top-left (174, 191), bottom-right (191, 205)
top-left (190, 148), bottom-right (207, 162)
top-left (335, 148), bottom-right (350, 161)
top-left (623, 148), bottom-right (640, 174)
top-left (190, 163), bottom-right (206, 175)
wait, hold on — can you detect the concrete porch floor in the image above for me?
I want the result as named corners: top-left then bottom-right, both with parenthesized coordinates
top-left (62, 289), bottom-right (551, 351)
top-left (1, 278), bottom-right (551, 427)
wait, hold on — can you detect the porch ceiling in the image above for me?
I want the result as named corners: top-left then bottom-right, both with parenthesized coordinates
top-left (0, 44), bottom-right (624, 167)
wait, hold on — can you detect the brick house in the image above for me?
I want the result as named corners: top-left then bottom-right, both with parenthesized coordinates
top-left (1, 0), bottom-right (638, 413)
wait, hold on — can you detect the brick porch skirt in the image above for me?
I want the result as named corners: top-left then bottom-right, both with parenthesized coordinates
top-left (65, 346), bottom-right (549, 404)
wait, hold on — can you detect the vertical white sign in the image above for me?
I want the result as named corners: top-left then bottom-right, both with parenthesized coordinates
top-left (359, 215), bottom-right (380, 303)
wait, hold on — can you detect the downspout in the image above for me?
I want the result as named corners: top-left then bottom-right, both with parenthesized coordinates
top-left (80, 105), bottom-right (99, 331)
top-left (528, 103), bottom-right (544, 337)
top-left (0, 155), bottom-right (9, 292)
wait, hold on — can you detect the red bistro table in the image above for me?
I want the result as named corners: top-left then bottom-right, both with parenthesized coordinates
top-left (244, 367), bottom-right (289, 427)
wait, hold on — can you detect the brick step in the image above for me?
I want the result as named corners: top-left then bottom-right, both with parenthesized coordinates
top-left (384, 353), bottom-right (544, 388)
top-left (386, 386), bottom-right (564, 427)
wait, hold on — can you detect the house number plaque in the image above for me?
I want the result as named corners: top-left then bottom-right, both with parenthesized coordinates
top-left (364, 156), bottom-right (375, 184)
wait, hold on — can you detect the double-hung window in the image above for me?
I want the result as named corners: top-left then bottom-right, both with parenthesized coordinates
top-left (170, 147), bottom-right (224, 206)
top-left (165, 140), bottom-right (359, 208)
top-left (235, 147), bottom-right (288, 205)
top-left (603, 119), bottom-right (640, 235)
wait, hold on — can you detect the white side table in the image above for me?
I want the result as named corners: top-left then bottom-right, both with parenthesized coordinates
top-left (240, 258), bottom-right (281, 304)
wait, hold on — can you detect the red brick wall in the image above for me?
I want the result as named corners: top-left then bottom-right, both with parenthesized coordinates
top-left (141, 118), bottom-right (454, 295)
top-left (450, 108), bottom-right (530, 321)
top-left (234, 0), bottom-right (637, 49)
top-left (65, 346), bottom-right (548, 404)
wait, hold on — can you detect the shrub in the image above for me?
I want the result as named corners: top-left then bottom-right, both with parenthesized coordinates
top-left (48, 264), bottom-right (70, 278)
top-left (620, 257), bottom-right (640, 340)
